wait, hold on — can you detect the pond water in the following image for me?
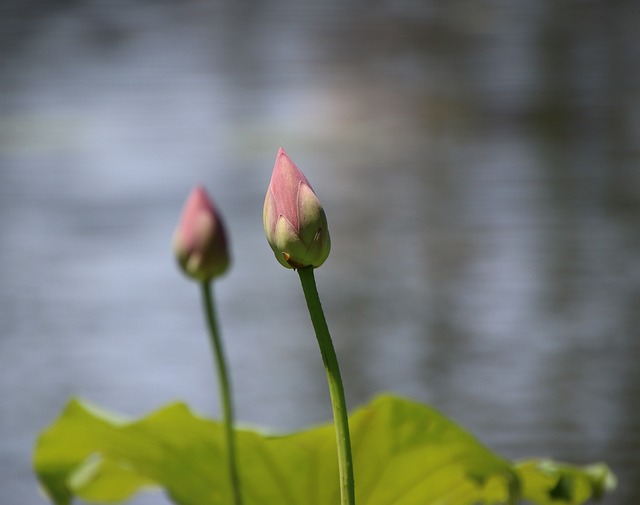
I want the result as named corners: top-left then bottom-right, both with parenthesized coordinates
top-left (1, 1), bottom-right (639, 504)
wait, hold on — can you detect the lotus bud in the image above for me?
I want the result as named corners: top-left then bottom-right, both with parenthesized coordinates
top-left (263, 147), bottom-right (331, 269)
top-left (173, 186), bottom-right (230, 281)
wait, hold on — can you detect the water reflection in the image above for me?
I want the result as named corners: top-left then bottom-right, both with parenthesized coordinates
top-left (1, 1), bottom-right (638, 504)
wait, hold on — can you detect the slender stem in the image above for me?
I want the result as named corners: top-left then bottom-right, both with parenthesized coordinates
top-left (200, 281), bottom-right (242, 505)
top-left (297, 266), bottom-right (356, 505)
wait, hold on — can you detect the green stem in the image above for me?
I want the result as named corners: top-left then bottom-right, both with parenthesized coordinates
top-left (200, 281), bottom-right (242, 505)
top-left (297, 266), bottom-right (356, 505)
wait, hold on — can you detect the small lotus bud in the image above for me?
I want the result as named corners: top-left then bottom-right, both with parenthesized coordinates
top-left (263, 147), bottom-right (331, 269)
top-left (173, 186), bottom-right (230, 281)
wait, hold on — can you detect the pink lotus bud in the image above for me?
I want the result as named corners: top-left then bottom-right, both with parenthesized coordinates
top-left (173, 186), bottom-right (230, 281)
top-left (263, 147), bottom-right (331, 269)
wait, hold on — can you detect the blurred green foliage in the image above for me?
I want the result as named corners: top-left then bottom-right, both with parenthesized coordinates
top-left (33, 395), bottom-right (615, 505)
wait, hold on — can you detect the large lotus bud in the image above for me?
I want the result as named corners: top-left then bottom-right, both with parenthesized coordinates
top-left (263, 148), bottom-right (331, 269)
top-left (173, 186), bottom-right (230, 281)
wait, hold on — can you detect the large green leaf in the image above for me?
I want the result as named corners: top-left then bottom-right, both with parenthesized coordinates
top-left (33, 394), bottom-right (615, 505)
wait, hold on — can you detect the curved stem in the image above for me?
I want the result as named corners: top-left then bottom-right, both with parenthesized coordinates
top-left (200, 281), bottom-right (242, 505)
top-left (297, 266), bottom-right (356, 505)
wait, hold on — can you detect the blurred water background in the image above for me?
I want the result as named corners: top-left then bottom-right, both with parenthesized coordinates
top-left (1, 1), bottom-right (639, 504)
